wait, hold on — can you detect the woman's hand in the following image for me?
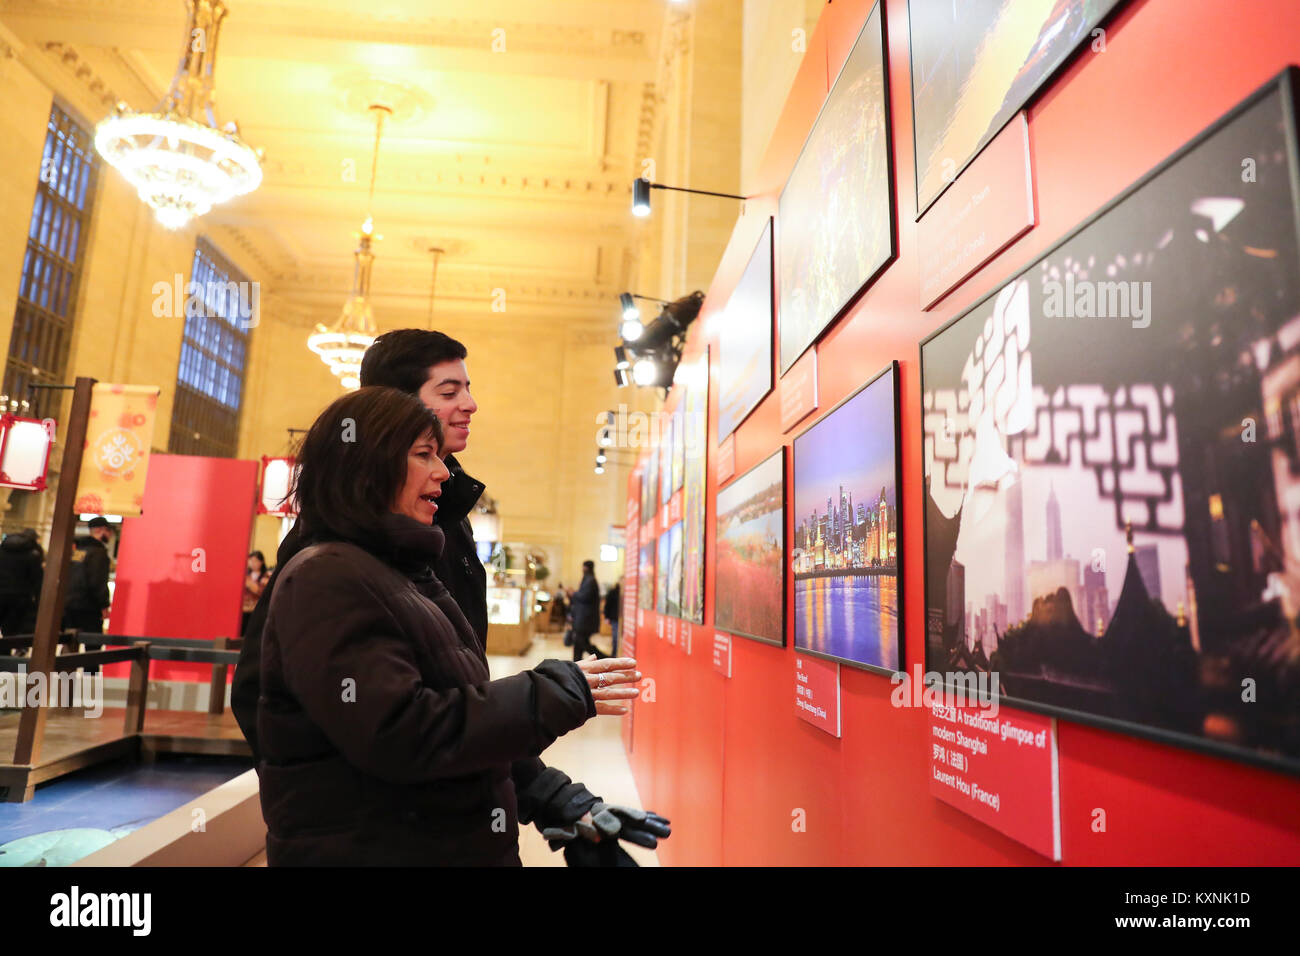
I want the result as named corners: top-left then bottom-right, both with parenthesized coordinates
top-left (575, 656), bottom-right (640, 715)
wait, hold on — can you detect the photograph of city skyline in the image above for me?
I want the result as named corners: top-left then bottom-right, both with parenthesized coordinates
top-left (793, 363), bottom-right (901, 672)
top-left (921, 74), bottom-right (1300, 772)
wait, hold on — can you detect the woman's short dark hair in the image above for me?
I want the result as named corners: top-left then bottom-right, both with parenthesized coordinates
top-left (292, 387), bottom-right (443, 546)
top-left (249, 551), bottom-right (266, 569)
top-left (359, 329), bottom-right (468, 394)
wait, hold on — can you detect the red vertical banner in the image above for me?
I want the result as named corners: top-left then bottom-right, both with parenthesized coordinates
top-left (107, 454), bottom-right (258, 681)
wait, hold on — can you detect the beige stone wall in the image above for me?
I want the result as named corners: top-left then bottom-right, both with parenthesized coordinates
top-left (741, 0), bottom-right (826, 194)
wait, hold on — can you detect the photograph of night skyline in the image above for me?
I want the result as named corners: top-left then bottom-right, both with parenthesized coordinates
top-left (793, 365), bottom-right (901, 671)
top-left (921, 75), bottom-right (1300, 771)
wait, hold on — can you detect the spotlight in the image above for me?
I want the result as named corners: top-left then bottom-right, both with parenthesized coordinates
top-left (614, 346), bottom-right (629, 370)
top-left (620, 293), bottom-right (640, 321)
top-left (632, 356), bottom-right (659, 386)
top-left (598, 429), bottom-right (613, 448)
top-left (596, 451), bottom-right (607, 464)
top-left (620, 318), bottom-right (644, 341)
top-left (632, 177), bottom-right (651, 217)
top-left (615, 367), bottom-right (630, 388)
top-left (635, 290), bottom-right (705, 352)
top-left (629, 177), bottom-right (746, 219)
top-left (595, 463), bottom-right (605, 475)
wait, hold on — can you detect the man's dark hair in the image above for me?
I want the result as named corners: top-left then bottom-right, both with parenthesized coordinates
top-left (359, 329), bottom-right (468, 394)
top-left (292, 387), bottom-right (443, 548)
top-left (87, 517), bottom-right (110, 530)
top-left (582, 560), bottom-right (594, 573)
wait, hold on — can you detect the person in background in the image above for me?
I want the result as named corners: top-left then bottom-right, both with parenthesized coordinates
top-left (63, 516), bottom-right (113, 670)
top-left (242, 551), bottom-right (270, 636)
top-left (570, 560), bottom-right (604, 662)
top-left (0, 528), bottom-right (43, 637)
top-left (63, 517), bottom-right (113, 637)
top-left (603, 581), bottom-right (621, 657)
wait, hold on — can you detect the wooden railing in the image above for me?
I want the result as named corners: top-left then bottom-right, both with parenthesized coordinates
top-left (0, 633), bottom-right (243, 766)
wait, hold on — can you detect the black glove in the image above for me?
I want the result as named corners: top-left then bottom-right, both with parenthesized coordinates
top-left (589, 802), bottom-right (672, 849)
top-left (542, 802), bottom-right (671, 851)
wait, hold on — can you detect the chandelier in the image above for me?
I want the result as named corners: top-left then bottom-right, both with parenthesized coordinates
top-left (307, 104), bottom-right (392, 389)
top-left (93, 0), bottom-right (261, 230)
top-left (308, 218), bottom-right (379, 390)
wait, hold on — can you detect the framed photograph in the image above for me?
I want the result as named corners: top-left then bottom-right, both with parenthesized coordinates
top-left (718, 219), bottom-right (774, 441)
top-left (659, 418), bottom-right (673, 506)
top-left (638, 541), bottom-right (655, 611)
top-left (909, 0), bottom-right (1126, 215)
top-left (671, 405), bottom-right (685, 493)
top-left (778, 0), bottom-right (895, 373)
top-left (715, 447), bottom-right (786, 646)
top-left (920, 69), bottom-right (1300, 775)
top-left (681, 350), bottom-right (709, 624)
top-left (642, 450), bottom-right (658, 520)
top-left (667, 520), bottom-right (684, 619)
top-left (793, 361), bottom-right (902, 674)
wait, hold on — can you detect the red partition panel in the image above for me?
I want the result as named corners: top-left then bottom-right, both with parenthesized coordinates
top-left (107, 454), bottom-right (258, 682)
top-left (627, 0), bottom-right (1300, 866)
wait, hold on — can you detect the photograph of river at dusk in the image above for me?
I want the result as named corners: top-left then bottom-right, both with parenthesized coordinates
top-left (793, 363), bottom-right (902, 672)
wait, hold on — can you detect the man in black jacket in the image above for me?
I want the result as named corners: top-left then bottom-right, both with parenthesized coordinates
top-left (232, 330), bottom-right (662, 859)
top-left (63, 517), bottom-right (113, 634)
top-left (0, 528), bottom-right (43, 637)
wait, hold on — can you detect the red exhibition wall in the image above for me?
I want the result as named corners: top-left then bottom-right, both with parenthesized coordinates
top-left (624, 0), bottom-right (1300, 865)
top-left (106, 454), bottom-right (258, 682)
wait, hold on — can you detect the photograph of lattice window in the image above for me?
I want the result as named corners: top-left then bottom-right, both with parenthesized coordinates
top-left (921, 72), bottom-right (1300, 774)
top-left (2, 102), bottom-right (100, 422)
top-left (168, 239), bottom-right (253, 458)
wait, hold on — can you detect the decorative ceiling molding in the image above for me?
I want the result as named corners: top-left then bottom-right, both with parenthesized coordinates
top-left (38, 40), bottom-right (117, 107)
top-left (1, 1), bottom-right (654, 66)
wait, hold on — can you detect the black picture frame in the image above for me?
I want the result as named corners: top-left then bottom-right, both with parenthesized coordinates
top-left (777, 0), bottom-right (896, 375)
top-left (714, 446), bottom-right (787, 647)
top-left (681, 348), bottom-right (709, 625)
top-left (908, 0), bottom-right (1129, 218)
top-left (918, 67), bottom-right (1300, 777)
top-left (791, 360), bottom-right (904, 676)
top-left (718, 218), bottom-right (775, 443)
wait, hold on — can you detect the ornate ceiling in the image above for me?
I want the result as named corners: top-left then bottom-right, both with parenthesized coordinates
top-left (1, 0), bottom-right (682, 328)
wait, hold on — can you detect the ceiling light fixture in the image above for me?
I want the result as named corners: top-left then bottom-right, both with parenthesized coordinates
top-left (307, 103), bottom-right (391, 390)
top-left (94, 0), bottom-right (262, 230)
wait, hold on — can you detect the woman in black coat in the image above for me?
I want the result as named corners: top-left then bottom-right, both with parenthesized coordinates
top-left (258, 387), bottom-right (640, 866)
